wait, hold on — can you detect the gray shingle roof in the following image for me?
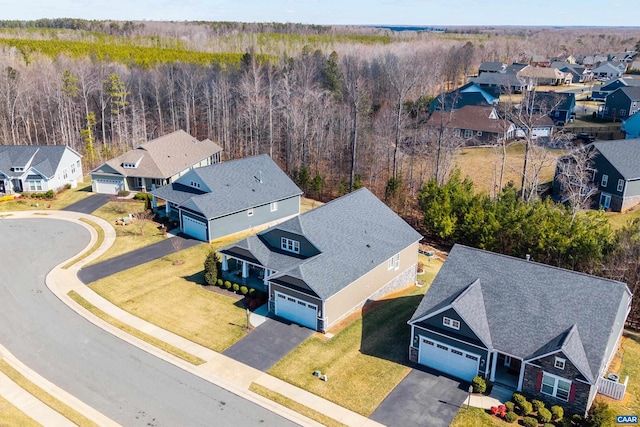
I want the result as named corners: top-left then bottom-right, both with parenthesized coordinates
top-left (220, 188), bottom-right (422, 300)
top-left (0, 145), bottom-right (75, 178)
top-left (472, 72), bottom-right (526, 88)
top-left (152, 154), bottom-right (302, 219)
top-left (593, 138), bottom-right (640, 180)
top-left (410, 244), bottom-right (630, 383)
top-left (619, 86), bottom-right (640, 101)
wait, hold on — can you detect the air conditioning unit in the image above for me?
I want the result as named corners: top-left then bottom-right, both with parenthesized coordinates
top-left (607, 373), bottom-right (620, 382)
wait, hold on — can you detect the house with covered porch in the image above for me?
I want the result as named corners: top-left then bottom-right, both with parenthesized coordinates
top-left (219, 188), bottom-right (422, 332)
top-left (408, 244), bottom-right (631, 416)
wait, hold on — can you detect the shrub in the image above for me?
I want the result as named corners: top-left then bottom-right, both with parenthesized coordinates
top-left (134, 193), bottom-right (152, 201)
top-left (550, 405), bottom-right (564, 421)
top-left (64, 183), bottom-right (72, 190)
top-left (543, 424), bottom-right (555, 427)
top-left (522, 416), bottom-right (538, 427)
top-left (117, 190), bottom-right (130, 197)
top-left (232, 283), bottom-right (240, 293)
top-left (240, 285), bottom-right (248, 295)
top-left (45, 190), bottom-right (55, 199)
top-left (471, 376), bottom-right (487, 393)
top-left (217, 278), bottom-right (223, 287)
top-left (224, 281), bottom-right (232, 290)
top-left (490, 405), bottom-right (507, 418)
top-left (538, 407), bottom-right (552, 423)
top-left (532, 399), bottom-right (545, 411)
top-left (505, 401), bottom-right (515, 413)
top-left (504, 412), bottom-right (518, 423)
top-left (586, 401), bottom-right (615, 427)
top-left (248, 288), bottom-right (256, 296)
top-left (520, 400), bottom-right (533, 416)
top-left (203, 251), bottom-right (219, 285)
top-left (512, 392), bottom-right (528, 408)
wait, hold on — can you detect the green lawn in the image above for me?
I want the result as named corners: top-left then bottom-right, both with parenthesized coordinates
top-left (267, 260), bottom-right (442, 417)
top-left (598, 332), bottom-right (640, 417)
top-left (0, 180), bottom-right (92, 212)
top-left (450, 407), bottom-right (509, 427)
top-left (606, 207), bottom-right (640, 231)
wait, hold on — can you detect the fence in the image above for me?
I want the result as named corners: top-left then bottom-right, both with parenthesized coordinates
top-left (597, 375), bottom-right (628, 400)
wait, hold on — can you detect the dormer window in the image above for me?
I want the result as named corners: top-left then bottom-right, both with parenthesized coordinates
top-left (122, 162), bottom-right (137, 169)
top-left (443, 316), bottom-right (460, 330)
top-left (554, 357), bottom-right (566, 370)
top-left (281, 237), bottom-right (300, 254)
top-left (190, 181), bottom-right (200, 189)
top-left (11, 167), bottom-right (24, 172)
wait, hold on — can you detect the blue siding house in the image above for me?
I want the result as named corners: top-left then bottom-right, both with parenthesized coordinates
top-left (622, 112), bottom-right (640, 139)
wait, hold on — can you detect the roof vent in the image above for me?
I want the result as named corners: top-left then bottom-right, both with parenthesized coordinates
top-left (526, 254), bottom-right (531, 261)
top-left (255, 171), bottom-right (263, 184)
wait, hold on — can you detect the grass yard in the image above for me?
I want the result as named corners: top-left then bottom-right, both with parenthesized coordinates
top-left (89, 200), bottom-right (166, 264)
top-left (452, 143), bottom-right (560, 196)
top-left (0, 394), bottom-right (40, 427)
top-left (0, 180), bottom-right (92, 212)
top-left (301, 197), bottom-right (323, 213)
top-left (62, 218), bottom-right (105, 269)
top-left (606, 205), bottom-right (640, 230)
top-left (450, 407), bottom-right (510, 427)
top-left (88, 240), bottom-right (252, 352)
top-left (267, 259), bottom-right (443, 417)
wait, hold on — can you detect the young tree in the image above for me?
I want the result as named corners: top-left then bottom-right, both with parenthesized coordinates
top-left (204, 251), bottom-right (219, 286)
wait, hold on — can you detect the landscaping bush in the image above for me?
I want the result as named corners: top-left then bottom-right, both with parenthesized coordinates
top-left (134, 193), bottom-right (152, 201)
top-left (117, 190), bottom-right (130, 197)
top-left (538, 407), bottom-right (552, 423)
top-left (203, 251), bottom-right (219, 286)
top-left (64, 183), bottom-right (72, 190)
top-left (248, 288), bottom-right (256, 296)
top-left (543, 424), bottom-right (555, 427)
top-left (585, 401), bottom-right (615, 427)
top-left (224, 281), bottom-right (232, 290)
top-left (490, 405), bottom-right (507, 418)
top-left (217, 278), bottom-right (223, 287)
top-left (522, 416), bottom-right (538, 427)
top-left (45, 190), bottom-right (55, 199)
top-left (232, 283), bottom-right (240, 293)
top-left (240, 285), bottom-right (248, 295)
top-left (520, 400), bottom-right (533, 416)
top-left (471, 376), bottom-right (487, 393)
top-left (505, 401), bottom-right (515, 413)
top-left (550, 405), bottom-right (564, 421)
top-left (512, 392), bottom-right (528, 408)
top-left (532, 399), bottom-right (545, 411)
top-left (504, 411), bottom-right (518, 423)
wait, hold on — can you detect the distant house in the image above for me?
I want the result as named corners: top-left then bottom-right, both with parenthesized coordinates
top-left (219, 188), bottom-right (422, 332)
top-left (90, 130), bottom-right (222, 194)
top-left (426, 105), bottom-right (516, 145)
top-left (504, 63), bottom-right (528, 74)
top-left (478, 62), bottom-right (506, 74)
top-left (429, 83), bottom-right (498, 113)
top-left (530, 55), bottom-right (551, 67)
top-left (621, 112), bottom-right (640, 139)
top-left (551, 63), bottom-right (593, 84)
top-left (598, 87), bottom-right (640, 121)
top-left (589, 139), bottom-right (640, 212)
top-left (0, 145), bottom-right (83, 194)
top-left (591, 77), bottom-right (640, 101)
top-left (150, 154), bottom-right (302, 242)
top-left (518, 66), bottom-right (572, 86)
top-left (470, 72), bottom-right (530, 96)
top-left (408, 244), bottom-right (631, 416)
top-left (577, 54), bottom-right (609, 67)
top-left (592, 62), bottom-right (626, 81)
top-left (528, 91), bottom-right (576, 126)
top-left (511, 113), bottom-right (555, 140)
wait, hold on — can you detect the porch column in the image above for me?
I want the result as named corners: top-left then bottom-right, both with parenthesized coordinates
top-left (165, 201), bottom-right (170, 215)
top-left (152, 195), bottom-right (157, 210)
top-left (489, 351), bottom-right (498, 382)
top-left (242, 260), bottom-right (249, 278)
top-left (517, 362), bottom-right (526, 391)
top-left (222, 255), bottom-right (228, 272)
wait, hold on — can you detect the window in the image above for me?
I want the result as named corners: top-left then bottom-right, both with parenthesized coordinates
top-left (464, 129), bottom-right (473, 139)
top-left (63, 169), bottom-right (68, 179)
top-left (453, 129), bottom-right (461, 137)
top-left (281, 237), bottom-right (300, 254)
top-left (541, 373), bottom-right (571, 401)
top-left (270, 201), bottom-right (278, 212)
top-left (388, 253), bottom-right (399, 270)
top-left (27, 180), bottom-right (42, 191)
top-left (476, 131), bottom-right (483, 136)
top-left (190, 181), bottom-right (200, 189)
top-left (71, 164), bottom-right (76, 174)
top-left (617, 179), bottom-right (625, 192)
top-left (620, 109), bottom-right (627, 117)
top-left (601, 174), bottom-right (608, 187)
top-left (76, 160), bottom-right (81, 168)
top-left (247, 208), bottom-right (254, 217)
top-left (443, 316), bottom-right (460, 330)
top-left (12, 167), bottom-right (24, 172)
top-left (600, 193), bottom-right (611, 209)
top-left (554, 357), bottom-right (566, 370)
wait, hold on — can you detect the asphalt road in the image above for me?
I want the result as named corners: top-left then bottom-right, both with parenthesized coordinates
top-left (61, 193), bottom-right (111, 214)
top-left (0, 218), bottom-right (297, 427)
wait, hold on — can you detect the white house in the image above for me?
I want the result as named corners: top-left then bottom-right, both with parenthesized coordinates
top-left (0, 145), bottom-right (83, 194)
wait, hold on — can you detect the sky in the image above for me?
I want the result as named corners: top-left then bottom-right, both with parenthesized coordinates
top-left (0, 0), bottom-right (636, 27)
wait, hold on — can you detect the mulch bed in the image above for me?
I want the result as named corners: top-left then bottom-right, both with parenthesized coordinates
top-left (200, 284), bottom-right (244, 301)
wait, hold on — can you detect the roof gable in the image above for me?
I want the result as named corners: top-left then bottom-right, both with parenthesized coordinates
top-left (592, 138), bottom-right (640, 180)
top-left (0, 145), bottom-right (75, 178)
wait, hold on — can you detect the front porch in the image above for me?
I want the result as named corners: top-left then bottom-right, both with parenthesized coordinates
top-left (220, 256), bottom-right (268, 292)
top-left (492, 353), bottom-right (521, 390)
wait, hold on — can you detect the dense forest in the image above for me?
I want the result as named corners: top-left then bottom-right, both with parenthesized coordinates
top-left (1, 19), bottom-right (640, 322)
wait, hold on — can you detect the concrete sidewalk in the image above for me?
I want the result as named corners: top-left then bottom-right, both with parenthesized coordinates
top-left (1, 210), bottom-right (382, 427)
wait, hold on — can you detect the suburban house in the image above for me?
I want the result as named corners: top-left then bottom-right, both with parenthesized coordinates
top-left (528, 91), bottom-right (576, 126)
top-left (504, 63), bottom-right (528, 74)
top-left (150, 154), bottom-right (302, 242)
top-left (0, 145), bottom-right (83, 194)
top-left (597, 87), bottom-right (640, 122)
top-left (408, 244), bottom-right (631, 416)
top-left (621, 112), bottom-right (640, 139)
top-left (517, 66), bottom-right (572, 86)
top-left (550, 63), bottom-right (593, 84)
top-left (477, 62), bottom-right (506, 74)
top-left (591, 77), bottom-right (640, 101)
top-left (470, 72), bottom-right (530, 97)
top-left (592, 62), bottom-right (626, 81)
top-left (511, 113), bottom-right (555, 140)
top-left (588, 139), bottom-right (640, 212)
top-left (530, 55), bottom-right (551, 67)
top-left (577, 54), bottom-right (609, 67)
top-left (218, 188), bottom-right (422, 332)
top-left (90, 130), bottom-right (222, 194)
top-left (426, 105), bottom-right (516, 145)
top-left (429, 83), bottom-right (498, 113)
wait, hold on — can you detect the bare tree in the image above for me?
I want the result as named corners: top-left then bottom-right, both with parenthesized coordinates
top-left (555, 145), bottom-right (598, 219)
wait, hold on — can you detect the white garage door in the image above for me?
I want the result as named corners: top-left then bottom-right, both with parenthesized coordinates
top-left (418, 336), bottom-right (480, 382)
top-left (182, 215), bottom-right (208, 242)
top-left (93, 179), bottom-right (122, 194)
top-left (274, 291), bottom-right (317, 330)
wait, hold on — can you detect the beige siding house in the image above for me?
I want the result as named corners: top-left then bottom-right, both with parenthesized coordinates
top-left (90, 130), bottom-right (222, 194)
top-left (219, 188), bottom-right (422, 332)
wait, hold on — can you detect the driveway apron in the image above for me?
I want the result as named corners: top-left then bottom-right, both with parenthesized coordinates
top-left (223, 317), bottom-right (314, 372)
top-left (62, 193), bottom-right (111, 214)
top-left (371, 367), bottom-right (468, 427)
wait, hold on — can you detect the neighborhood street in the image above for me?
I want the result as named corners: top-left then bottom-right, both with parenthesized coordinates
top-left (0, 218), bottom-right (297, 427)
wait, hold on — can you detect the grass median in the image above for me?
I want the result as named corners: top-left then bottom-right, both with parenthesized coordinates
top-left (62, 218), bottom-right (105, 269)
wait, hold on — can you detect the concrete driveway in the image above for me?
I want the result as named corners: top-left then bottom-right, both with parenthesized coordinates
top-left (62, 193), bottom-right (111, 214)
top-left (78, 235), bottom-right (201, 284)
top-left (223, 317), bottom-right (314, 372)
top-left (371, 366), bottom-right (468, 427)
